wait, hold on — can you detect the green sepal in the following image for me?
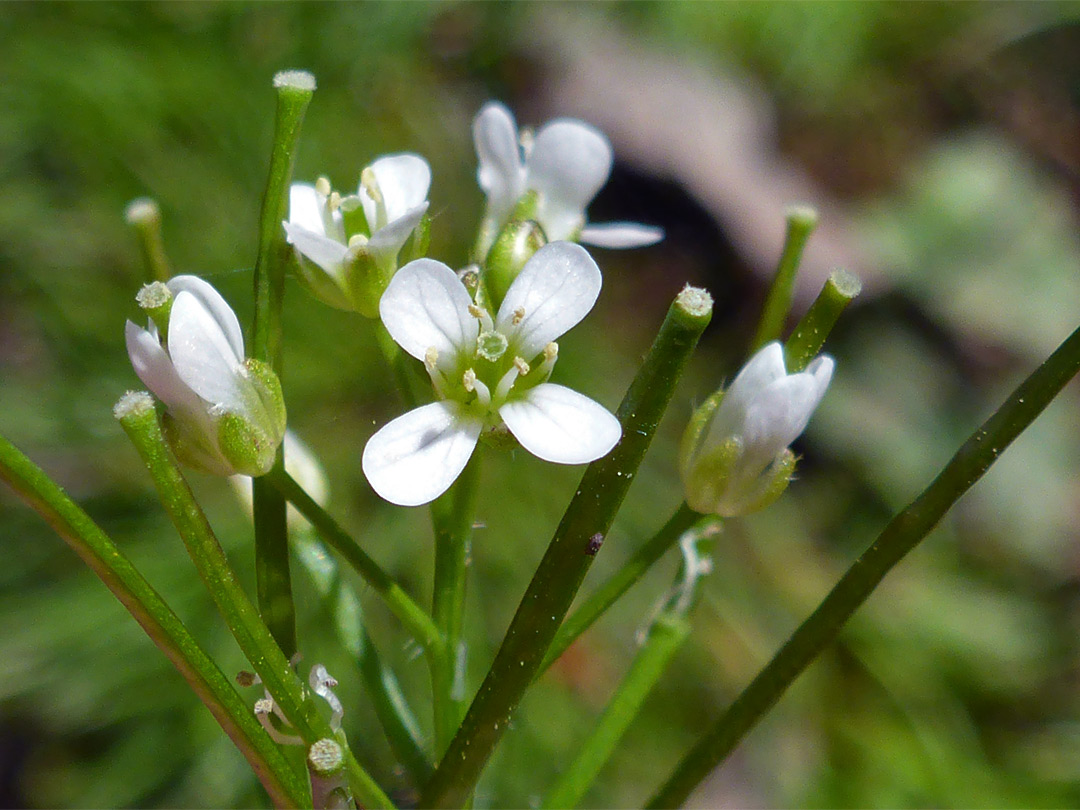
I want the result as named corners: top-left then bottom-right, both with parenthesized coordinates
top-left (160, 411), bottom-right (234, 477)
top-left (678, 388), bottom-right (725, 481)
top-left (243, 358), bottom-right (287, 440)
top-left (216, 410), bottom-right (278, 477)
top-left (484, 218), bottom-right (546, 312)
top-left (736, 448), bottom-right (797, 515)
top-left (683, 435), bottom-right (742, 515)
top-left (292, 251), bottom-right (354, 312)
top-left (404, 213), bottom-right (431, 263)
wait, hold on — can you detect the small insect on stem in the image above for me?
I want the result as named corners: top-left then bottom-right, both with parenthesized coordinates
top-left (586, 533), bottom-right (604, 556)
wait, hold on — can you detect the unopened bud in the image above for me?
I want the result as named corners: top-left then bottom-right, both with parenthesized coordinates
top-left (484, 217), bottom-right (546, 311)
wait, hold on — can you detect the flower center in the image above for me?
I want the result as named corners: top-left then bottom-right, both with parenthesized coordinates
top-left (477, 330), bottom-right (508, 362)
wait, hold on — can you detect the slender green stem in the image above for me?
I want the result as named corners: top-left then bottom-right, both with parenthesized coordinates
top-left (749, 205), bottom-right (818, 352)
top-left (542, 615), bottom-right (690, 809)
top-left (539, 502), bottom-right (704, 677)
top-left (251, 71), bottom-right (315, 657)
top-left (647, 314), bottom-right (1080, 809)
top-left (784, 269), bottom-right (862, 372)
top-left (267, 468), bottom-right (443, 657)
top-left (420, 285), bottom-right (714, 808)
top-left (359, 628), bottom-right (435, 785)
top-left (430, 453), bottom-right (481, 755)
top-left (0, 432), bottom-right (309, 809)
top-left (115, 395), bottom-right (393, 809)
top-left (125, 197), bottom-right (172, 282)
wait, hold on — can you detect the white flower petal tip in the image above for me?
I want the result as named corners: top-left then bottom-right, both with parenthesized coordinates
top-left (681, 342), bottom-right (835, 517)
top-left (362, 402), bottom-right (483, 507)
top-left (500, 384), bottom-right (620, 464)
top-left (497, 241), bottom-right (602, 360)
top-left (580, 222), bottom-right (665, 249)
top-left (472, 101), bottom-right (656, 253)
top-left (379, 259), bottom-right (479, 363)
top-left (124, 277), bottom-right (286, 477)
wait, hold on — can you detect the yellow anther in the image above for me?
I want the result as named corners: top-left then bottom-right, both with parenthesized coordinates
top-left (544, 342), bottom-right (559, 361)
top-left (328, 191), bottom-right (342, 211)
top-left (512, 307), bottom-right (526, 325)
top-left (514, 356), bottom-right (530, 375)
top-left (315, 176), bottom-right (332, 197)
top-left (468, 303), bottom-right (488, 321)
top-left (424, 346), bottom-right (439, 371)
top-left (463, 368), bottom-right (477, 392)
top-left (360, 167), bottom-right (383, 206)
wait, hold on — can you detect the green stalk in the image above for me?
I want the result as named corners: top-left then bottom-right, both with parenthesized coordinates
top-left (784, 269), bottom-right (861, 372)
top-left (116, 395), bottom-right (393, 809)
top-left (430, 453), bottom-right (481, 755)
top-left (542, 615), bottom-right (690, 809)
top-left (267, 468), bottom-right (443, 656)
top-left (539, 502), bottom-right (704, 676)
top-left (125, 197), bottom-right (172, 282)
top-left (420, 285), bottom-right (714, 808)
top-left (647, 314), bottom-right (1080, 809)
top-left (749, 206), bottom-right (818, 352)
top-left (0, 432), bottom-right (309, 809)
top-left (251, 70), bottom-right (316, 656)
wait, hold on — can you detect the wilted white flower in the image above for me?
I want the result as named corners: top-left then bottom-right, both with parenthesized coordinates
top-left (362, 241), bottom-right (622, 506)
top-left (284, 154), bottom-right (431, 315)
top-left (473, 101), bottom-right (663, 256)
top-left (680, 341), bottom-right (833, 516)
top-left (125, 275), bottom-right (286, 477)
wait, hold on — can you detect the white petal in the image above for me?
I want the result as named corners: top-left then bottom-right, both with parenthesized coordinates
top-left (805, 355), bottom-right (836, 402)
top-left (362, 402), bottom-right (482, 506)
top-left (379, 259), bottom-right (478, 363)
top-left (166, 275), bottom-right (245, 361)
top-left (167, 290), bottom-right (248, 413)
top-left (580, 222), bottom-right (664, 249)
top-left (288, 183), bottom-right (328, 235)
top-left (527, 119), bottom-right (612, 242)
top-left (473, 102), bottom-right (526, 222)
top-left (364, 154), bottom-right (431, 223)
top-left (706, 342), bottom-right (789, 448)
top-left (495, 241), bottom-right (601, 360)
top-left (500, 383), bottom-right (621, 464)
top-left (740, 372), bottom-right (828, 476)
top-left (366, 201), bottom-right (430, 266)
top-left (126, 320), bottom-right (203, 414)
top-left (283, 222), bottom-right (349, 282)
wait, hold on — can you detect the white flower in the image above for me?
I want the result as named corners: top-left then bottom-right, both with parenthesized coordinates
top-left (125, 275), bottom-right (286, 477)
top-left (680, 342), bottom-right (833, 516)
top-left (362, 241), bottom-right (622, 506)
top-left (473, 101), bottom-right (663, 255)
top-left (283, 154), bottom-right (431, 314)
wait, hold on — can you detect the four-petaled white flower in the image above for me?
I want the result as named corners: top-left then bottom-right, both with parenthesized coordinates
top-left (125, 275), bottom-right (286, 477)
top-left (680, 342), bottom-right (833, 517)
top-left (473, 101), bottom-right (663, 255)
top-left (284, 154), bottom-right (431, 314)
top-left (362, 241), bottom-right (622, 506)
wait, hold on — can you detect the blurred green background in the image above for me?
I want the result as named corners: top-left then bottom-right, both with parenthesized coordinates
top-left (4, 2), bottom-right (1080, 807)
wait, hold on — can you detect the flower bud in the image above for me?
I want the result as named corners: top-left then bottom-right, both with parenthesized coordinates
top-left (680, 342), bottom-right (832, 516)
top-left (483, 217), bottom-right (546, 311)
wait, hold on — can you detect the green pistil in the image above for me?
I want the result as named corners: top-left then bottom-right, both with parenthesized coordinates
top-left (477, 330), bottom-right (508, 363)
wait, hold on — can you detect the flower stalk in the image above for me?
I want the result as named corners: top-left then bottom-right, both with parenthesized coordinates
top-left (749, 205), bottom-right (818, 352)
top-left (252, 70), bottom-right (316, 657)
top-left (125, 197), bottom-right (172, 283)
top-left (0, 431), bottom-right (309, 810)
top-left (420, 284), bottom-right (713, 808)
top-left (784, 268), bottom-right (862, 372)
top-left (647, 311), bottom-right (1080, 809)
